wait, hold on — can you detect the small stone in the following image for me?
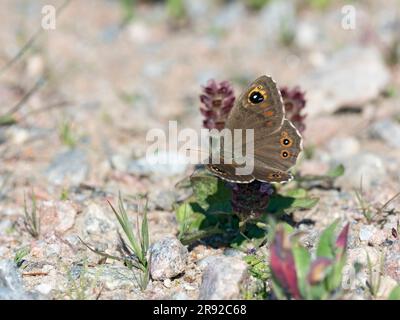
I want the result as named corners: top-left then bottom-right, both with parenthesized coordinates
top-left (150, 236), bottom-right (188, 280)
top-left (163, 279), bottom-right (172, 288)
top-left (46, 148), bottom-right (89, 186)
top-left (295, 22), bottom-right (320, 50)
top-left (43, 205), bottom-right (68, 232)
top-left (0, 220), bottom-right (13, 236)
top-left (128, 22), bottom-right (150, 44)
top-left (370, 119), bottom-right (400, 149)
top-left (35, 283), bottom-right (53, 295)
top-left (127, 151), bottom-right (189, 177)
top-left (26, 54), bottom-right (44, 78)
top-left (87, 265), bottom-right (140, 291)
top-left (198, 255), bottom-right (248, 300)
top-left (302, 46), bottom-right (390, 116)
top-left (327, 137), bottom-right (360, 162)
top-left (0, 260), bottom-right (35, 299)
top-left (29, 233), bottom-right (75, 261)
top-left (183, 0), bottom-right (211, 22)
top-left (260, 1), bottom-right (296, 44)
top-left (223, 248), bottom-right (244, 257)
top-left (149, 190), bottom-right (176, 211)
top-left (39, 200), bottom-right (77, 235)
top-left (172, 291), bottom-right (189, 300)
top-left (183, 283), bottom-right (196, 291)
top-left (339, 153), bottom-right (386, 188)
top-left (377, 276), bottom-right (399, 298)
top-left (359, 225), bottom-right (375, 242)
top-left (196, 255), bottom-right (221, 270)
top-left (82, 202), bottom-right (115, 236)
top-left (384, 239), bottom-right (400, 281)
top-left (213, 1), bottom-right (246, 30)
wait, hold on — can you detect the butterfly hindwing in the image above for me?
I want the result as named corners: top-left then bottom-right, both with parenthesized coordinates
top-left (253, 119), bottom-right (303, 172)
top-left (207, 164), bottom-right (254, 183)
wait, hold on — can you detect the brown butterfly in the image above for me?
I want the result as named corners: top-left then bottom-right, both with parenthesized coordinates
top-left (207, 75), bottom-right (303, 183)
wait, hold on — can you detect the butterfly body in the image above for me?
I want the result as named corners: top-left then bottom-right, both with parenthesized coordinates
top-left (207, 75), bottom-right (303, 184)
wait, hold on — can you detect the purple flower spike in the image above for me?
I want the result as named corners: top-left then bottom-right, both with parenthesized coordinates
top-left (200, 79), bottom-right (236, 131)
top-left (280, 86), bottom-right (307, 133)
top-left (229, 181), bottom-right (274, 220)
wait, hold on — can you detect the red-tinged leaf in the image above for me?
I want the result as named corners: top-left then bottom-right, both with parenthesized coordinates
top-left (336, 223), bottom-right (350, 250)
top-left (307, 257), bottom-right (333, 285)
top-left (270, 225), bottom-right (301, 299)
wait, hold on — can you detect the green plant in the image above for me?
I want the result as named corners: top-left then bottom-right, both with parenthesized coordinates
top-left (65, 261), bottom-right (102, 300)
top-left (60, 188), bottom-right (69, 200)
top-left (245, 0), bottom-right (270, 11)
top-left (59, 120), bottom-right (78, 148)
top-left (388, 285), bottom-right (400, 300)
top-left (119, 0), bottom-right (136, 26)
top-left (0, 114), bottom-right (17, 126)
top-left (14, 246), bottom-right (30, 268)
top-left (167, 0), bottom-right (186, 21)
top-left (175, 169), bottom-right (318, 247)
top-left (242, 254), bottom-right (270, 300)
top-left (23, 190), bottom-right (40, 238)
top-left (366, 251), bottom-right (385, 299)
top-left (278, 20), bottom-right (295, 47)
top-left (109, 193), bottom-right (149, 268)
top-left (81, 193), bottom-right (150, 291)
top-left (354, 180), bottom-right (400, 224)
top-left (305, 0), bottom-right (332, 10)
top-left (295, 163), bottom-right (345, 189)
top-left (269, 220), bottom-right (349, 300)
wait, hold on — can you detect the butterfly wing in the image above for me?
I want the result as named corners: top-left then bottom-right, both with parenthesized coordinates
top-left (207, 75), bottom-right (302, 183)
top-left (225, 75), bottom-right (285, 134)
top-left (252, 119), bottom-right (303, 173)
top-left (207, 164), bottom-right (254, 183)
top-left (252, 164), bottom-right (293, 183)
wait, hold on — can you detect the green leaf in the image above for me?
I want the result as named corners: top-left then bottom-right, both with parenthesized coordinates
top-left (244, 255), bottom-right (270, 281)
top-left (309, 281), bottom-right (329, 300)
top-left (176, 202), bottom-right (207, 236)
top-left (140, 201), bottom-right (149, 257)
top-left (231, 224), bottom-right (268, 250)
top-left (291, 197), bottom-right (319, 210)
top-left (285, 188), bottom-right (307, 198)
top-left (316, 220), bottom-right (339, 259)
top-left (326, 164), bottom-right (345, 178)
top-left (267, 194), bottom-right (319, 215)
top-left (267, 194), bottom-right (295, 214)
top-left (292, 244), bottom-right (311, 299)
top-left (190, 172), bottom-right (232, 214)
top-left (388, 286), bottom-right (400, 300)
top-left (0, 114), bottom-right (17, 126)
top-left (271, 277), bottom-right (287, 300)
top-left (328, 253), bottom-right (346, 292)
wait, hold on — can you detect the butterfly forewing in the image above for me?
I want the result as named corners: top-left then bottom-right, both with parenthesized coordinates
top-left (225, 75), bottom-right (285, 134)
top-left (206, 75), bottom-right (303, 184)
